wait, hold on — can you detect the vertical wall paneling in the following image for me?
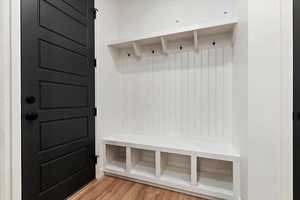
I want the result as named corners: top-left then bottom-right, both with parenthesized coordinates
top-left (115, 38), bottom-right (233, 143)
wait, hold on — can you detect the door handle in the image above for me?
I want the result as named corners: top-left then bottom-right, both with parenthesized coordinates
top-left (25, 112), bottom-right (38, 121)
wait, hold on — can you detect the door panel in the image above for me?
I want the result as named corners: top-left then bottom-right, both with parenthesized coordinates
top-left (40, 117), bottom-right (88, 150)
top-left (40, 147), bottom-right (89, 191)
top-left (39, 41), bottom-right (89, 76)
top-left (39, 82), bottom-right (88, 109)
top-left (63, 0), bottom-right (87, 16)
top-left (21, 0), bottom-right (95, 199)
top-left (39, 0), bottom-right (87, 46)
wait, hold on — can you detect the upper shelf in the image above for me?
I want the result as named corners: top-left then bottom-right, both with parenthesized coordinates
top-left (107, 19), bottom-right (238, 52)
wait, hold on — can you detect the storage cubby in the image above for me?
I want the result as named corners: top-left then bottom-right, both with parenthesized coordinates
top-left (105, 144), bottom-right (126, 172)
top-left (130, 148), bottom-right (156, 178)
top-left (197, 157), bottom-right (233, 192)
top-left (160, 152), bottom-right (191, 186)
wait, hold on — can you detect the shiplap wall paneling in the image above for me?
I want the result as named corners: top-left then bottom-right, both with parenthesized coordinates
top-left (116, 41), bottom-right (233, 143)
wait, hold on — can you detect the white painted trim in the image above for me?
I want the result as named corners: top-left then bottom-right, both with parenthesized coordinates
top-left (1, 0), bottom-right (21, 199)
top-left (107, 19), bottom-right (238, 47)
top-left (95, 0), bottom-right (104, 180)
top-left (280, 0), bottom-right (293, 199)
top-left (1, 0), bottom-right (12, 199)
top-left (11, 0), bottom-right (22, 199)
top-left (103, 140), bottom-right (239, 199)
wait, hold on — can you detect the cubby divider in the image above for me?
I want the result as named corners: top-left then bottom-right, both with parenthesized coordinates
top-left (103, 139), bottom-right (239, 199)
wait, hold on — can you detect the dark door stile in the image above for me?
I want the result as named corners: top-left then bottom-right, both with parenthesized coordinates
top-left (21, 0), bottom-right (95, 199)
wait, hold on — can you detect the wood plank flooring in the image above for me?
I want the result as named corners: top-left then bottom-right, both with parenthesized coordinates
top-left (68, 176), bottom-right (207, 200)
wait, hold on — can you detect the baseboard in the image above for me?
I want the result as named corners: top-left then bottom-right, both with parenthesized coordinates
top-left (96, 167), bottom-right (104, 179)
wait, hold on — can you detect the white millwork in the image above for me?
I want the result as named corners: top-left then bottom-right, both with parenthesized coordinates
top-left (103, 139), bottom-right (240, 200)
top-left (99, 0), bottom-right (240, 199)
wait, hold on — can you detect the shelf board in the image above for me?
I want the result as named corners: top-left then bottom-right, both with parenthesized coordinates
top-left (107, 19), bottom-right (238, 49)
top-left (103, 134), bottom-right (239, 161)
top-left (130, 161), bottom-right (156, 178)
top-left (197, 171), bottom-right (233, 195)
top-left (105, 160), bottom-right (126, 173)
top-left (160, 166), bottom-right (191, 187)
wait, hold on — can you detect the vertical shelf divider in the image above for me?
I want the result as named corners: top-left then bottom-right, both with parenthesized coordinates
top-left (155, 151), bottom-right (161, 177)
top-left (191, 154), bottom-right (197, 186)
top-left (160, 37), bottom-right (168, 55)
top-left (233, 159), bottom-right (240, 199)
top-left (193, 30), bottom-right (199, 52)
top-left (126, 146), bottom-right (132, 172)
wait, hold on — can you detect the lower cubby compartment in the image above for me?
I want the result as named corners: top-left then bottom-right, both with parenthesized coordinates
top-left (102, 140), bottom-right (239, 199)
top-left (105, 144), bottom-right (126, 172)
top-left (197, 157), bottom-right (233, 192)
top-left (160, 152), bottom-right (191, 186)
top-left (130, 148), bottom-right (156, 178)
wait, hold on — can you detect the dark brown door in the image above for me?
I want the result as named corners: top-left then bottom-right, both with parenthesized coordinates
top-left (21, 0), bottom-right (96, 199)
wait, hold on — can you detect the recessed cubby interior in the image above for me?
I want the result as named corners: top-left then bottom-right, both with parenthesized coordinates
top-left (197, 157), bottom-right (233, 191)
top-left (130, 148), bottom-right (156, 178)
top-left (105, 144), bottom-right (126, 172)
top-left (160, 152), bottom-right (191, 186)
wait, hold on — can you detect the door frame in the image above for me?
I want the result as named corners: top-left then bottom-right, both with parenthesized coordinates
top-left (1, 0), bottom-right (293, 200)
top-left (1, 0), bottom-right (102, 199)
top-left (1, 0), bottom-right (22, 199)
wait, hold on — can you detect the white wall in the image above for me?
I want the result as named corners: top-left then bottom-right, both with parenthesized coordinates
top-left (248, 0), bottom-right (286, 199)
top-left (1, 0), bottom-right (22, 200)
top-left (96, 0), bottom-right (121, 173)
top-left (100, 0), bottom-right (237, 142)
top-left (114, 39), bottom-right (233, 142)
top-left (0, 0), bottom-right (5, 197)
top-left (114, 0), bottom-right (237, 41)
top-left (280, 0), bottom-right (293, 198)
top-left (0, 1), bottom-right (11, 199)
top-left (232, 0), bottom-right (248, 199)
top-left (0, 0), bottom-right (11, 199)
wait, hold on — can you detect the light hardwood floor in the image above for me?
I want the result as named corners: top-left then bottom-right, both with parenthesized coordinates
top-left (68, 176), bottom-right (207, 200)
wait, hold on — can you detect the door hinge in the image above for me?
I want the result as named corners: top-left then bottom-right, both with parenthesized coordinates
top-left (94, 155), bottom-right (99, 165)
top-left (93, 8), bottom-right (98, 19)
top-left (293, 112), bottom-right (295, 121)
top-left (94, 107), bottom-right (97, 116)
top-left (93, 58), bottom-right (97, 68)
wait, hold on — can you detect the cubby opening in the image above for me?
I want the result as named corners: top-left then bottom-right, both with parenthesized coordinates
top-left (160, 152), bottom-right (191, 186)
top-left (105, 144), bottom-right (126, 172)
top-left (130, 148), bottom-right (156, 178)
top-left (197, 157), bottom-right (233, 192)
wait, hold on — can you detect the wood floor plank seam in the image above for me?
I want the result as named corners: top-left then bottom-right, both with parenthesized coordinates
top-left (68, 176), bottom-right (208, 200)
